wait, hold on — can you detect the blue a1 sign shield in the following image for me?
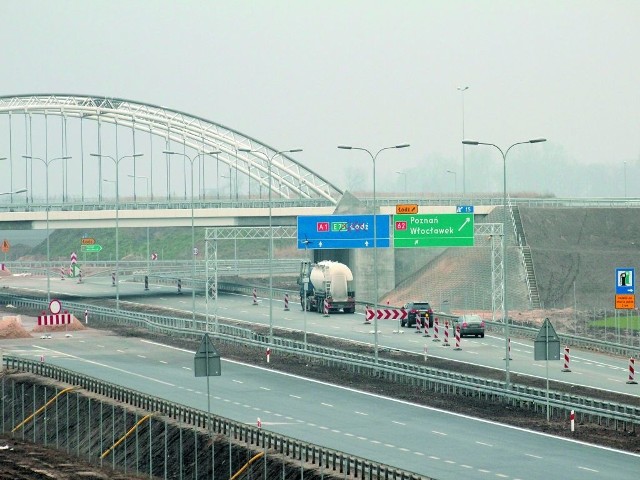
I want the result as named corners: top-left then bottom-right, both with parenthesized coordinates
top-left (297, 214), bottom-right (390, 249)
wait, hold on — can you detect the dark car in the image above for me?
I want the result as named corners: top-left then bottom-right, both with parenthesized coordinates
top-left (454, 314), bottom-right (485, 338)
top-left (401, 301), bottom-right (434, 328)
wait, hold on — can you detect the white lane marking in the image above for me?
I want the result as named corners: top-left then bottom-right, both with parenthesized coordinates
top-left (357, 436), bottom-right (367, 441)
top-left (96, 345), bottom-right (105, 348)
top-left (525, 453), bottom-right (542, 459)
top-left (476, 441), bottom-right (492, 447)
top-left (478, 469), bottom-right (490, 473)
top-left (29, 345), bottom-right (175, 386)
top-left (460, 464), bottom-right (472, 469)
top-left (232, 379), bottom-right (243, 384)
top-left (321, 403), bottom-right (334, 407)
top-left (117, 350), bottom-right (125, 353)
top-left (289, 394), bottom-right (301, 399)
top-left (259, 387), bottom-right (270, 391)
top-left (344, 433), bottom-right (354, 437)
top-left (578, 466), bottom-right (599, 473)
top-left (392, 420), bottom-right (406, 426)
top-left (319, 426), bottom-right (329, 430)
top-left (398, 447), bottom-right (410, 452)
top-left (138, 339), bottom-right (640, 457)
top-left (384, 443), bottom-right (395, 448)
top-left (182, 366), bottom-right (191, 371)
top-left (355, 411), bottom-right (368, 416)
top-left (429, 456), bottom-right (440, 460)
top-left (370, 440), bottom-right (380, 444)
top-left (331, 429), bottom-right (341, 433)
top-left (159, 360), bottom-right (168, 364)
top-left (444, 460), bottom-right (455, 464)
top-left (432, 430), bottom-right (447, 436)
top-left (137, 355), bottom-right (146, 359)
top-left (496, 474), bottom-right (509, 478)
top-left (413, 452), bottom-right (424, 456)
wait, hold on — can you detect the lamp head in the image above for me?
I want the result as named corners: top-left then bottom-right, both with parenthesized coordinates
top-left (462, 139), bottom-right (479, 145)
top-left (395, 144), bottom-right (410, 149)
top-left (529, 138), bottom-right (547, 144)
top-left (163, 150), bottom-right (178, 155)
top-left (337, 145), bottom-right (353, 150)
top-left (238, 147), bottom-right (253, 153)
top-left (457, 86), bottom-right (469, 92)
top-left (287, 149), bottom-right (303, 153)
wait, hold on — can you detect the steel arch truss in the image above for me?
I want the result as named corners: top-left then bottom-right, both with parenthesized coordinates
top-left (475, 223), bottom-right (504, 323)
top-left (0, 94), bottom-right (343, 204)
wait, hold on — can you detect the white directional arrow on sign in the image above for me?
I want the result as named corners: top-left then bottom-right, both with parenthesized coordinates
top-left (366, 308), bottom-right (407, 320)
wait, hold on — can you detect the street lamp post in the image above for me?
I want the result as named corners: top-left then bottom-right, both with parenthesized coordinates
top-left (462, 137), bottom-right (546, 389)
top-left (238, 147), bottom-right (303, 344)
top-left (338, 143), bottom-right (410, 364)
top-left (457, 86), bottom-right (469, 194)
top-left (22, 155), bottom-right (71, 303)
top-left (395, 171), bottom-right (407, 195)
top-left (91, 153), bottom-right (144, 311)
top-left (446, 169), bottom-right (457, 192)
top-left (128, 174), bottom-right (150, 274)
top-left (163, 150), bottom-right (221, 329)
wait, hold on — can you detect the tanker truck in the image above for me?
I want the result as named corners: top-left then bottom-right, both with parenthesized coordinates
top-left (298, 260), bottom-right (356, 314)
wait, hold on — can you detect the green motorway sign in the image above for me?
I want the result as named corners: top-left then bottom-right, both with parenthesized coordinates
top-left (81, 244), bottom-right (103, 252)
top-left (393, 214), bottom-right (474, 247)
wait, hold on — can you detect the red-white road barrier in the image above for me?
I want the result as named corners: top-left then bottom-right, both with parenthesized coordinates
top-left (84, 309), bottom-right (88, 324)
top-left (364, 305), bottom-right (372, 324)
top-left (627, 357), bottom-right (638, 385)
top-left (61, 267), bottom-right (65, 280)
top-left (266, 347), bottom-right (271, 363)
top-left (257, 417), bottom-right (262, 428)
top-left (453, 325), bottom-right (462, 350)
top-left (443, 321), bottom-right (450, 346)
top-left (111, 272), bottom-right (116, 286)
top-left (423, 318), bottom-right (431, 337)
top-left (37, 313), bottom-right (71, 326)
top-left (504, 338), bottom-right (513, 361)
top-left (432, 318), bottom-right (440, 342)
top-left (323, 298), bottom-right (329, 317)
top-left (284, 293), bottom-right (290, 311)
top-left (570, 410), bottom-right (575, 432)
top-left (252, 288), bottom-right (258, 305)
top-left (562, 346), bottom-right (571, 372)
top-left (415, 316), bottom-right (422, 333)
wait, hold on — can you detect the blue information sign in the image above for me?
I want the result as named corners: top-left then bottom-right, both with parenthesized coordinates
top-left (456, 205), bottom-right (474, 213)
top-left (297, 215), bottom-right (390, 249)
top-left (615, 267), bottom-right (635, 294)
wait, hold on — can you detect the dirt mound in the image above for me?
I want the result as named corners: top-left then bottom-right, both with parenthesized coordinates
top-left (0, 316), bottom-right (32, 339)
top-left (32, 315), bottom-right (87, 333)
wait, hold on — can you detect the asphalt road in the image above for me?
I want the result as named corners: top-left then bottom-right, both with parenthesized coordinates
top-left (2, 329), bottom-right (639, 480)
top-left (4, 273), bottom-right (640, 399)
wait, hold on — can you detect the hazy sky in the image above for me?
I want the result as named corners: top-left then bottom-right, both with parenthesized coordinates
top-left (1, 0), bottom-right (639, 197)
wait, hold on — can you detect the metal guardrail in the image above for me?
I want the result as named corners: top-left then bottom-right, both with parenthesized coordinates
top-left (2, 355), bottom-right (426, 480)
top-left (1, 293), bottom-right (638, 431)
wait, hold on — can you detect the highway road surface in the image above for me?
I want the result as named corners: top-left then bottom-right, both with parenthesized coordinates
top-left (3, 273), bottom-right (640, 400)
top-left (1, 326), bottom-right (638, 480)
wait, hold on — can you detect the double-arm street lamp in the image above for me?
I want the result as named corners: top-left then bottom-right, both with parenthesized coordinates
top-left (238, 147), bottom-right (303, 344)
top-left (91, 153), bottom-right (144, 310)
top-left (462, 137), bottom-right (546, 389)
top-left (163, 150), bottom-right (221, 328)
top-left (22, 155), bottom-right (72, 303)
top-left (338, 143), bottom-right (410, 363)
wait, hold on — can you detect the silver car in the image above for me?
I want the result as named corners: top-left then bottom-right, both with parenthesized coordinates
top-left (454, 314), bottom-right (485, 338)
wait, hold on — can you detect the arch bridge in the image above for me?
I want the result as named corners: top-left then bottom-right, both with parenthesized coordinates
top-left (0, 94), bottom-right (343, 208)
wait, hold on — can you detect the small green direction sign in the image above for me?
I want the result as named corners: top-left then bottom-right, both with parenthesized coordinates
top-left (393, 214), bottom-right (474, 247)
top-left (81, 244), bottom-right (103, 252)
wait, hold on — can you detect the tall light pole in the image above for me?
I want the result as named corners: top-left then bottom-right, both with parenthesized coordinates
top-left (22, 155), bottom-right (71, 303)
top-left (164, 150), bottom-right (221, 329)
top-left (446, 169), bottom-right (457, 192)
top-left (91, 153), bottom-right (144, 310)
top-left (457, 86), bottom-right (469, 195)
top-left (238, 147), bottom-right (303, 344)
top-left (395, 170), bottom-right (407, 195)
top-left (462, 137), bottom-right (546, 389)
top-left (624, 161), bottom-right (627, 198)
top-left (338, 143), bottom-right (410, 363)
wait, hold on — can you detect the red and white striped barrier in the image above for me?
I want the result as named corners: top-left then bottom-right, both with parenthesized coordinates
top-left (364, 305), bottom-right (372, 324)
top-left (432, 318), bottom-right (440, 342)
top-left (570, 410), bottom-right (575, 432)
top-left (284, 293), bottom-right (290, 311)
top-left (415, 316), bottom-right (422, 333)
top-left (37, 313), bottom-right (71, 326)
top-left (562, 346), bottom-right (571, 372)
top-left (252, 288), bottom-right (258, 305)
top-left (111, 272), bottom-right (116, 286)
top-left (84, 309), bottom-right (88, 324)
top-left (423, 318), bottom-right (431, 337)
top-left (257, 417), bottom-right (262, 428)
top-left (443, 321), bottom-right (450, 346)
top-left (627, 357), bottom-right (638, 385)
top-left (266, 347), bottom-right (271, 363)
top-left (323, 298), bottom-right (329, 317)
top-left (453, 325), bottom-right (462, 350)
top-left (504, 338), bottom-right (513, 360)
top-left (61, 267), bottom-right (65, 280)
